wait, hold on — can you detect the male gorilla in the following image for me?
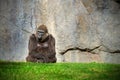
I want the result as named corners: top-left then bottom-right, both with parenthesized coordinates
top-left (26, 25), bottom-right (56, 63)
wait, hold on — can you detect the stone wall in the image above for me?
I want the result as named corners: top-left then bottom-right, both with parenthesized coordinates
top-left (0, 0), bottom-right (36, 61)
top-left (0, 0), bottom-right (120, 63)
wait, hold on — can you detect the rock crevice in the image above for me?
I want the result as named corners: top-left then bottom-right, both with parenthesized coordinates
top-left (60, 46), bottom-right (101, 55)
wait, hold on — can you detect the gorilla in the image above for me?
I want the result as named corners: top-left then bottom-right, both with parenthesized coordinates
top-left (26, 25), bottom-right (56, 63)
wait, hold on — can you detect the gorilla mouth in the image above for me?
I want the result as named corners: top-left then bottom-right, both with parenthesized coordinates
top-left (38, 38), bottom-right (42, 42)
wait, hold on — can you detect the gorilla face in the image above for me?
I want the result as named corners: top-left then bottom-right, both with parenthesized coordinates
top-left (37, 30), bottom-right (45, 42)
top-left (36, 30), bottom-right (49, 42)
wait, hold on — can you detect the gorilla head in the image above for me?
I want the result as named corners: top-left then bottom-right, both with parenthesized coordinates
top-left (36, 25), bottom-right (49, 42)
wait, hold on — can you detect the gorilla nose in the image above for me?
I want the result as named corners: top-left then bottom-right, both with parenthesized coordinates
top-left (38, 35), bottom-right (42, 38)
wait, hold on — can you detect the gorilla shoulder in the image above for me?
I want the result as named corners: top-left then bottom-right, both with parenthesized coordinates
top-left (29, 34), bottom-right (36, 40)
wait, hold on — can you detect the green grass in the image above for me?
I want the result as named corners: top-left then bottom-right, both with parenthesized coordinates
top-left (0, 62), bottom-right (120, 80)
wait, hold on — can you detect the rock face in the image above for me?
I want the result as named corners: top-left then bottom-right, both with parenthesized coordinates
top-left (0, 0), bottom-right (36, 61)
top-left (0, 0), bottom-right (120, 63)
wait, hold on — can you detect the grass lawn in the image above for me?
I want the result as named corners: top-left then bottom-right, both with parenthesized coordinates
top-left (0, 62), bottom-right (120, 80)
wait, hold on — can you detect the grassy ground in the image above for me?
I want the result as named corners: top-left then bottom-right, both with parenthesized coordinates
top-left (0, 62), bottom-right (120, 80)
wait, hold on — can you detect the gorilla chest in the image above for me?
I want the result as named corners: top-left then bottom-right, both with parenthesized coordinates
top-left (37, 42), bottom-right (49, 49)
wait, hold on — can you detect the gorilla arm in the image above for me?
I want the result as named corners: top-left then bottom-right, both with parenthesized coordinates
top-left (28, 34), bottom-right (37, 53)
top-left (48, 35), bottom-right (57, 63)
top-left (26, 34), bottom-right (38, 62)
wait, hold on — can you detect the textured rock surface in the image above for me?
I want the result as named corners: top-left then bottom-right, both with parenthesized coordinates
top-left (0, 0), bottom-right (36, 61)
top-left (0, 0), bottom-right (120, 63)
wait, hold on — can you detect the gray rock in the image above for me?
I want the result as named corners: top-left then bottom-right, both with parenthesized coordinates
top-left (0, 0), bottom-right (36, 61)
top-left (0, 0), bottom-right (120, 63)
